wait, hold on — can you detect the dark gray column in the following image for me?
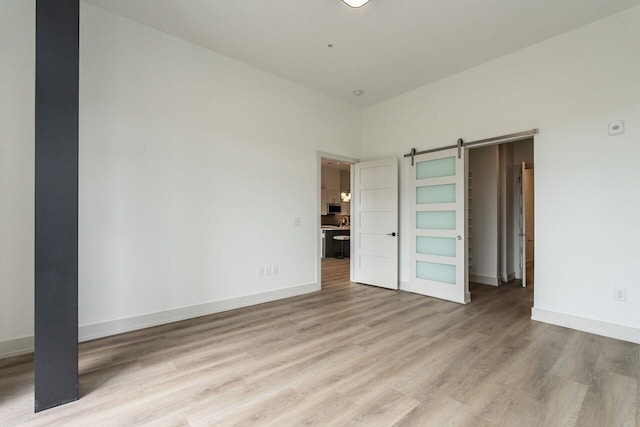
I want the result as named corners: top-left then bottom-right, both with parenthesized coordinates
top-left (35, 0), bottom-right (79, 412)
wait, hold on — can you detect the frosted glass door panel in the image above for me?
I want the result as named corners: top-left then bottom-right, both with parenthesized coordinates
top-left (416, 184), bottom-right (456, 204)
top-left (416, 261), bottom-right (456, 285)
top-left (416, 236), bottom-right (456, 257)
top-left (416, 157), bottom-right (456, 180)
top-left (416, 211), bottom-right (456, 230)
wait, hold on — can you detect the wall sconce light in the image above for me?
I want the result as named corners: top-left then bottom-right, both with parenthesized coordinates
top-left (341, 192), bottom-right (351, 202)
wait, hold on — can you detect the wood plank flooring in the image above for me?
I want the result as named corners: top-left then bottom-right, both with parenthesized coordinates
top-left (1, 258), bottom-right (638, 426)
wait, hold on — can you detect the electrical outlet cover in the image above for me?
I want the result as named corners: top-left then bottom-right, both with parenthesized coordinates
top-left (614, 288), bottom-right (627, 302)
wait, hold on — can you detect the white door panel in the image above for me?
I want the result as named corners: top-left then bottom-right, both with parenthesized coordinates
top-left (360, 188), bottom-right (393, 210)
top-left (359, 234), bottom-right (393, 258)
top-left (359, 211), bottom-right (393, 232)
top-left (353, 158), bottom-right (398, 290)
top-left (360, 164), bottom-right (394, 186)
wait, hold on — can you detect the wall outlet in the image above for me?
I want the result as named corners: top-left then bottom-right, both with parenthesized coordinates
top-left (258, 267), bottom-right (265, 277)
top-left (294, 217), bottom-right (302, 226)
top-left (614, 288), bottom-right (627, 302)
top-left (273, 265), bottom-right (278, 275)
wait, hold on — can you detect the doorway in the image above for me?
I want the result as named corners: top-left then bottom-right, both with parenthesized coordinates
top-left (467, 138), bottom-right (534, 292)
top-left (318, 153), bottom-right (356, 289)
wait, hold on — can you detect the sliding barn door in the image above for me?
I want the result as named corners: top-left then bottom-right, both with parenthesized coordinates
top-left (407, 148), bottom-right (469, 304)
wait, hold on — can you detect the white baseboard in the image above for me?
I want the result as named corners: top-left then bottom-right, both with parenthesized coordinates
top-left (79, 282), bottom-right (319, 342)
top-left (0, 336), bottom-right (34, 359)
top-left (469, 274), bottom-right (500, 286)
top-left (0, 283), bottom-right (318, 360)
top-left (531, 307), bottom-right (640, 344)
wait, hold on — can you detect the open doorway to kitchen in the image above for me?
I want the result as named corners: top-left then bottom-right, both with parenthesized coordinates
top-left (318, 154), bottom-right (355, 290)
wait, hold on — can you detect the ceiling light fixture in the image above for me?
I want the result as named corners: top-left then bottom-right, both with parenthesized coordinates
top-left (341, 0), bottom-right (372, 8)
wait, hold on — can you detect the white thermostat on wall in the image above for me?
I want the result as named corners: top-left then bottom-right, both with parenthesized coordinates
top-left (608, 120), bottom-right (625, 136)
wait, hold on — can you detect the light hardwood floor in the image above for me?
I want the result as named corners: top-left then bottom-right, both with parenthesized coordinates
top-left (1, 258), bottom-right (638, 426)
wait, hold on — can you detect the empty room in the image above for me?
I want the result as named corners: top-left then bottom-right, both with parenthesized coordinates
top-left (1, 0), bottom-right (639, 425)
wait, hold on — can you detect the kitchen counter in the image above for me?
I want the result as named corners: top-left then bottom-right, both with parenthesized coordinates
top-left (321, 226), bottom-right (350, 230)
top-left (321, 227), bottom-right (350, 258)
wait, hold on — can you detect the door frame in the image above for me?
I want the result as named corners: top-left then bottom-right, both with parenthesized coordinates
top-left (317, 152), bottom-right (359, 288)
top-left (519, 163), bottom-right (534, 287)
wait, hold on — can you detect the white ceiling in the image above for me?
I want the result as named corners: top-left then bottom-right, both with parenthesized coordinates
top-left (83, 0), bottom-right (640, 107)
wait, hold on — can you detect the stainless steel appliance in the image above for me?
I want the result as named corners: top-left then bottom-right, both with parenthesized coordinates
top-left (327, 203), bottom-right (341, 214)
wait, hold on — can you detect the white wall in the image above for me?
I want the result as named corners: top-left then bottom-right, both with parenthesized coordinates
top-left (469, 145), bottom-right (499, 285)
top-left (363, 6), bottom-right (640, 341)
top-left (2, 2), bottom-right (639, 357)
top-left (0, 0), bottom-right (35, 357)
top-left (0, 2), bottom-right (362, 357)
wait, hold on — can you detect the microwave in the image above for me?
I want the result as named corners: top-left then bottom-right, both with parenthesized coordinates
top-left (327, 203), bottom-right (341, 214)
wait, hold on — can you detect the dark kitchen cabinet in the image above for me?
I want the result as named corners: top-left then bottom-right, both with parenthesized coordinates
top-left (325, 230), bottom-right (350, 258)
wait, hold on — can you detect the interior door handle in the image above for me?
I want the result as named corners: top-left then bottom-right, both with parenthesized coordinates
top-left (387, 232), bottom-right (397, 237)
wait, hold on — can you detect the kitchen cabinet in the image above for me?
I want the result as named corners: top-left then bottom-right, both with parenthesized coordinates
top-left (340, 170), bottom-right (349, 192)
top-left (322, 167), bottom-right (340, 191)
top-left (323, 229), bottom-right (350, 258)
top-left (321, 165), bottom-right (350, 215)
top-left (321, 189), bottom-right (341, 214)
top-left (327, 189), bottom-right (341, 204)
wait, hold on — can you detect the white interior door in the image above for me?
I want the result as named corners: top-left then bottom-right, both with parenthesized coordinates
top-left (520, 163), bottom-right (534, 287)
top-left (407, 148), bottom-right (469, 304)
top-left (519, 162), bottom-right (527, 287)
top-left (524, 168), bottom-right (535, 275)
top-left (352, 158), bottom-right (398, 290)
